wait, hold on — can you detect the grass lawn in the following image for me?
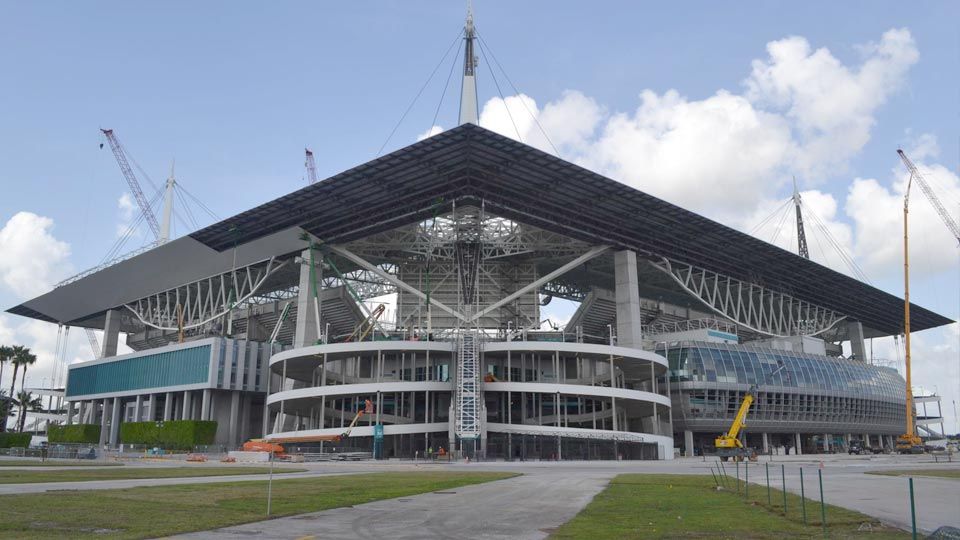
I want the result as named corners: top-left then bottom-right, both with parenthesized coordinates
top-left (867, 469), bottom-right (960, 479)
top-left (551, 474), bottom-right (908, 539)
top-left (0, 466), bottom-right (306, 484)
top-left (0, 471), bottom-right (515, 539)
top-left (0, 459), bottom-right (124, 467)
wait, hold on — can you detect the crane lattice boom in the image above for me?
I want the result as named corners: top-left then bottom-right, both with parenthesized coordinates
top-left (101, 129), bottom-right (162, 241)
top-left (898, 149), bottom-right (960, 242)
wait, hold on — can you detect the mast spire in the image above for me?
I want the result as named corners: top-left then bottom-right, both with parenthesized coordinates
top-left (792, 176), bottom-right (809, 259)
top-left (459, 1), bottom-right (479, 125)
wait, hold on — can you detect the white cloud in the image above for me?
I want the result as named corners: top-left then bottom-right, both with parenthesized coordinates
top-left (846, 154), bottom-right (960, 278)
top-left (0, 212), bottom-right (72, 299)
top-left (471, 28), bottom-right (918, 227)
top-left (745, 28), bottom-right (919, 179)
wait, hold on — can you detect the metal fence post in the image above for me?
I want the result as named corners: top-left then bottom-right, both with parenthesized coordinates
top-left (800, 468), bottom-right (807, 525)
top-left (745, 461), bottom-right (749, 498)
top-left (909, 477), bottom-right (917, 540)
top-left (710, 464), bottom-right (720, 487)
top-left (736, 460), bottom-right (741, 494)
top-left (818, 468), bottom-right (826, 536)
top-left (719, 460), bottom-right (729, 489)
top-left (266, 451), bottom-right (275, 516)
top-left (766, 462), bottom-right (771, 506)
top-left (781, 464), bottom-right (788, 515)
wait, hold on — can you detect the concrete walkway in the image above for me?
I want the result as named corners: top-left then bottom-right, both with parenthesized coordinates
top-left (172, 470), bottom-right (610, 540)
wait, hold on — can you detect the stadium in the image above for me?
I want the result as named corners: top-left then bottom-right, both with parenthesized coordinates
top-left (6, 13), bottom-right (952, 461)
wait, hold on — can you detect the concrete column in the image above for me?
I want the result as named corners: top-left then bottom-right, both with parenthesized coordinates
top-left (844, 433), bottom-right (851, 448)
top-left (762, 432), bottom-right (770, 454)
top-left (294, 248), bottom-right (320, 347)
top-left (148, 394), bottom-right (156, 422)
top-left (109, 397), bottom-right (121, 446)
top-left (75, 402), bottom-right (85, 425)
top-left (101, 309), bottom-right (122, 358)
top-left (823, 433), bottom-right (831, 452)
top-left (684, 430), bottom-right (694, 457)
top-left (794, 432), bottom-right (803, 455)
top-left (65, 401), bottom-right (74, 425)
top-left (181, 391), bottom-right (192, 421)
top-left (228, 391), bottom-right (241, 447)
top-left (133, 395), bottom-right (142, 423)
top-left (613, 250), bottom-right (643, 348)
top-left (99, 399), bottom-right (109, 446)
top-left (201, 389), bottom-right (211, 421)
top-left (163, 392), bottom-right (173, 421)
top-left (846, 321), bottom-right (867, 362)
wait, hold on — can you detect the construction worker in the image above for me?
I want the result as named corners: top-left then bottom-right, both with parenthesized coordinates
top-left (438, 446), bottom-right (447, 461)
top-left (428, 446), bottom-right (434, 460)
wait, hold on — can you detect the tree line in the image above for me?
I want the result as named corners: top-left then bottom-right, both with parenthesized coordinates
top-left (0, 345), bottom-right (40, 433)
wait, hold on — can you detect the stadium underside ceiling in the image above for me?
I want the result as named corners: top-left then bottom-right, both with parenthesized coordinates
top-left (6, 123), bottom-right (952, 340)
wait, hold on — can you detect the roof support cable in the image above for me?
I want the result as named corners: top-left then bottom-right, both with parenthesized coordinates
top-left (475, 37), bottom-right (523, 143)
top-left (177, 184), bottom-right (220, 222)
top-left (476, 30), bottom-right (562, 158)
top-left (377, 28), bottom-right (464, 156)
top-left (748, 198), bottom-right (792, 236)
top-left (431, 38), bottom-right (463, 132)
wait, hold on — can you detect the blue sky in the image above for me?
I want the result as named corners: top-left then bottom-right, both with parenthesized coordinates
top-left (1, 1), bottom-right (958, 430)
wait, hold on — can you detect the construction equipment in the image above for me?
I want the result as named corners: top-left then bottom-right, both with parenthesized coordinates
top-left (242, 399), bottom-right (373, 453)
top-left (343, 304), bottom-right (385, 342)
top-left (895, 149), bottom-right (958, 454)
top-left (305, 148), bottom-right (319, 185)
top-left (714, 364), bottom-right (786, 461)
top-left (101, 129), bottom-right (163, 241)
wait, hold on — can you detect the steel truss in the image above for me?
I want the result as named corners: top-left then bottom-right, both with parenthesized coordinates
top-left (124, 257), bottom-right (290, 331)
top-left (652, 258), bottom-right (846, 337)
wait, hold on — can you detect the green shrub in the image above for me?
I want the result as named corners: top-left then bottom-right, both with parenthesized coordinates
top-left (120, 420), bottom-right (217, 450)
top-left (0, 432), bottom-right (32, 448)
top-left (48, 424), bottom-right (100, 444)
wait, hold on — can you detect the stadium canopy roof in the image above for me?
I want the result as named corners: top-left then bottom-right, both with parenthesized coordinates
top-left (8, 124), bottom-right (952, 336)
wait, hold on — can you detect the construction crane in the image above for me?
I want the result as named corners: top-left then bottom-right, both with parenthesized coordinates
top-left (715, 363), bottom-right (786, 461)
top-left (100, 129), bottom-right (163, 241)
top-left (895, 149), bottom-right (959, 454)
top-left (85, 330), bottom-right (102, 359)
top-left (305, 148), bottom-right (319, 185)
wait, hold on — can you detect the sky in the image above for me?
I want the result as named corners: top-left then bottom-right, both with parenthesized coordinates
top-left (1, 1), bottom-right (958, 433)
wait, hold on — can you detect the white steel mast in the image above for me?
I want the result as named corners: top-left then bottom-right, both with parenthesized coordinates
top-left (458, 3), bottom-right (479, 125)
top-left (160, 160), bottom-right (175, 244)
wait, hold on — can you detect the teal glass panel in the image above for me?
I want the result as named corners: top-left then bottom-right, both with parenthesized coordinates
top-left (66, 345), bottom-right (211, 397)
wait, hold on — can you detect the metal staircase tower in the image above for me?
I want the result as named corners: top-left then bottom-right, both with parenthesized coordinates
top-left (454, 331), bottom-right (482, 441)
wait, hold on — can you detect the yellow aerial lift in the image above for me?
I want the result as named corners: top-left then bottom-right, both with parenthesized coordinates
top-left (715, 364), bottom-right (785, 461)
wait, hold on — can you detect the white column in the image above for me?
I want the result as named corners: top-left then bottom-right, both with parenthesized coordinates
top-left (109, 398), bottom-right (121, 446)
top-left (684, 430), bottom-right (694, 457)
top-left (228, 391), bottom-right (241, 447)
top-left (99, 399), bottom-right (109, 446)
top-left (181, 391), bottom-right (192, 421)
top-left (614, 250), bottom-right (643, 348)
top-left (133, 395), bottom-right (142, 423)
top-left (148, 394), bottom-right (156, 422)
top-left (795, 432), bottom-right (803, 455)
top-left (163, 392), bottom-right (173, 421)
top-left (294, 249), bottom-right (320, 347)
top-left (65, 401), bottom-right (75, 425)
top-left (201, 389), bottom-right (211, 421)
top-left (101, 309), bottom-right (122, 358)
top-left (823, 433), bottom-right (831, 452)
top-left (762, 432), bottom-right (770, 454)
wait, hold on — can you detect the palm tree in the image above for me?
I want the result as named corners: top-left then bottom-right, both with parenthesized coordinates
top-left (0, 389), bottom-right (14, 432)
top-left (15, 347), bottom-right (37, 394)
top-left (0, 346), bottom-right (12, 396)
top-left (15, 390), bottom-right (42, 433)
top-left (7, 345), bottom-right (27, 407)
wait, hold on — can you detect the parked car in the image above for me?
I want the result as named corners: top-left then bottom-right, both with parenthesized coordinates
top-left (848, 441), bottom-right (864, 455)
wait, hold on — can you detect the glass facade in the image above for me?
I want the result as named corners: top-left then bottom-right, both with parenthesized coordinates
top-left (662, 342), bottom-right (904, 401)
top-left (66, 345), bottom-right (211, 398)
top-left (660, 341), bottom-right (906, 434)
